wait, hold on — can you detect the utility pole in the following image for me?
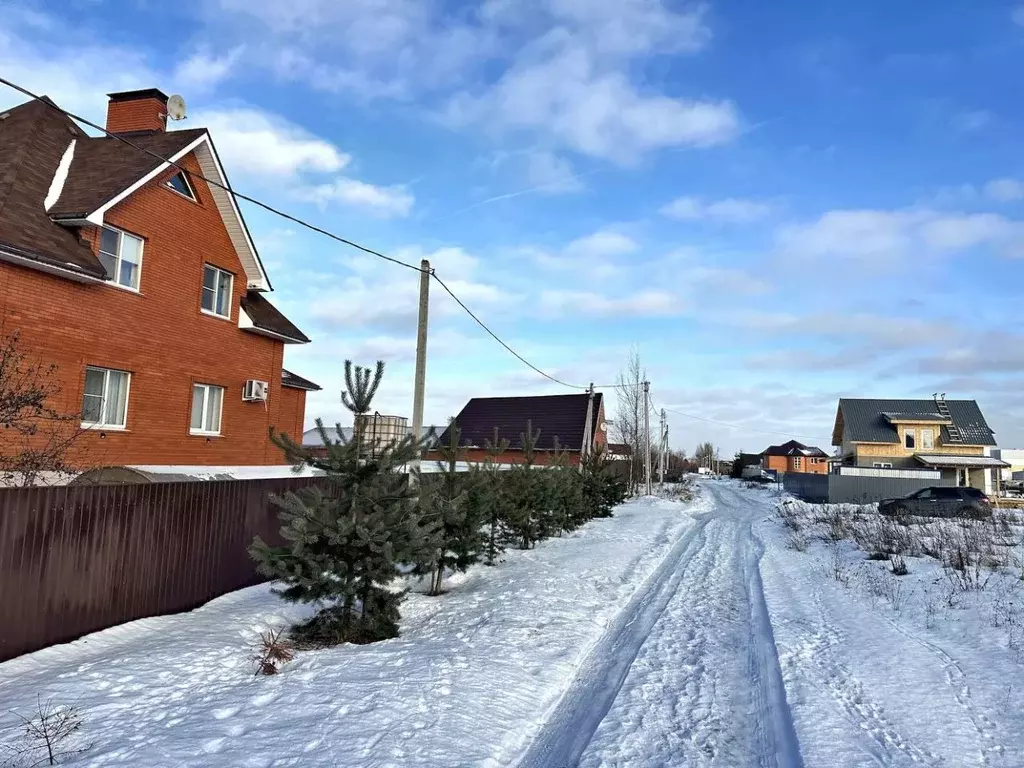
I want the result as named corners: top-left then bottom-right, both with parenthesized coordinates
top-left (409, 259), bottom-right (430, 479)
top-left (643, 380), bottom-right (652, 495)
top-left (580, 383), bottom-right (595, 466)
top-left (658, 409), bottom-right (666, 486)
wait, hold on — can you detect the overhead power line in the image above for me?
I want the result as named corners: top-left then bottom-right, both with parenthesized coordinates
top-left (0, 76), bottom-right (635, 393)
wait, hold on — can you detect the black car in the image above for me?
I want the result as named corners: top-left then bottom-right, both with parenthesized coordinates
top-left (878, 486), bottom-right (992, 518)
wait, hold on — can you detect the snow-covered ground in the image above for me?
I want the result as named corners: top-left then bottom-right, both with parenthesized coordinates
top-left (0, 492), bottom-right (706, 767)
top-left (4, 480), bottom-right (1024, 767)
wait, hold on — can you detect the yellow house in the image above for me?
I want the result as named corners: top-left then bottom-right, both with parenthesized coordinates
top-left (832, 397), bottom-right (1006, 492)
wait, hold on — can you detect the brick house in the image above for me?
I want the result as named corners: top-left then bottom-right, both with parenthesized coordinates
top-left (0, 88), bottom-right (319, 471)
top-left (432, 393), bottom-right (607, 466)
top-left (761, 440), bottom-right (829, 475)
top-left (832, 397), bottom-right (1005, 492)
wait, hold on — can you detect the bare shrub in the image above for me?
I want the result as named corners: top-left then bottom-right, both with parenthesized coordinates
top-left (921, 583), bottom-right (941, 629)
top-left (785, 528), bottom-right (810, 552)
top-left (828, 542), bottom-right (851, 586)
top-left (777, 502), bottom-right (804, 532)
top-left (0, 698), bottom-right (88, 766)
top-left (823, 506), bottom-right (849, 543)
top-left (253, 628), bottom-right (295, 676)
top-left (890, 554), bottom-right (909, 576)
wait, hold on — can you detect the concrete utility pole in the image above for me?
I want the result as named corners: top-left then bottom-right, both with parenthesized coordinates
top-left (580, 383), bottom-right (595, 466)
top-left (658, 409), bottom-right (667, 486)
top-left (409, 259), bottom-right (430, 479)
top-left (643, 380), bottom-right (652, 495)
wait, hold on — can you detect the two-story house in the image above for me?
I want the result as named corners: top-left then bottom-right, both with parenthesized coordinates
top-left (0, 88), bottom-right (319, 473)
top-left (761, 440), bottom-right (829, 475)
top-left (831, 397), bottom-right (1006, 492)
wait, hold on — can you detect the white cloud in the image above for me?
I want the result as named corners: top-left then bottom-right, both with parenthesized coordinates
top-left (171, 47), bottom-right (244, 93)
top-left (298, 178), bottom-right (414, 218)
top-left (679, 267), bottom-right (772, 296)
top-left (777, 208), bottom-right (1024, 263)
top-left (563, 230), bottom-right (639, 259)
top-left (985, 178), bottom-right (1024, 202)
top-left (524, 150), bottom-right (585, 193)
top-left (445, 44), bottom-right (738, 162)
top-left (528, 228), bottom-right (639, 280)
top-left (660, 196), bottom-right (772, 224)
top-left (187, 108), bottom-right (350, 177)
top-left (540, 288), bottom-right (681, 317)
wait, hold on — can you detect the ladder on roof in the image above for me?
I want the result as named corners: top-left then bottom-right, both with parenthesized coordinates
top-left (934, 393), bottom-right (963, 444)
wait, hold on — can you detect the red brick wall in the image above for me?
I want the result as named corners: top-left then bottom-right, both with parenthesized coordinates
top-left (106, 98), bottom-right (167, 133)
top-left (277, 387), bottom-right (307, 445)
top-left (0, 151), bottom-right (298, 468)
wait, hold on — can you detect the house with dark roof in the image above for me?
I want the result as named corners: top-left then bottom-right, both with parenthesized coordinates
top-left (0, 88), bottom-right (319, 471)
top-left (832, 397), bottom-right (1006, 491)
top-left (761, 440), bottom-right (829, 475)
top-left (432, 392), bottom-right (607, 466)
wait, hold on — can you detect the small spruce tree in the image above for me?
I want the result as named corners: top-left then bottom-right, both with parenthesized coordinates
top-left (505, 420), bottom-right (548, 549)
top-left (581, 445), bottom-right (626, 519)
top-left (478, 427), bottom-right (512, 565)
top-left (250, 360), bottom-right (437, 645)
top-left (415, 423), bottom-right (484, 595)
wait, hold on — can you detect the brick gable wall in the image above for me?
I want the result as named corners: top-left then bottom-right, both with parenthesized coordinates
top-left (0, 150), bottom-right (304, 468)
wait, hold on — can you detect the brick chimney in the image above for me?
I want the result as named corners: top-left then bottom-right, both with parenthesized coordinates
top-left (105, 88), bottom-right (169, 133)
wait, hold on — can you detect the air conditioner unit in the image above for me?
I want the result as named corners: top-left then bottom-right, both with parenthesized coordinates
top-left (243, 379), bottom-right (269, 402)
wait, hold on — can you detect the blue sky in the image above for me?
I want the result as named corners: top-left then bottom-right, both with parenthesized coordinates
top-left (3, 0), bottom-right (1024, 455)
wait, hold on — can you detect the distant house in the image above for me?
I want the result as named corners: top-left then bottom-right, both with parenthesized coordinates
top-left (434, 393), bottom-right (606, 466)
top-left (832, 397), bottom-right (1006, 491)
top-left (761, 440), bottom-right (829, 475)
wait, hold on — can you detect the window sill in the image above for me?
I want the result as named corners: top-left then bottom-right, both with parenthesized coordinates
top-left (200, 309), bottom-right (232, 322)
top-left (81, 423), bottom-right (128, 432)
top-left (103, 281), bottom-right (142, 295)
top-left (189, 431), bottom-right (223, 438)
top-left (166, 185), bottom-right (200, 205)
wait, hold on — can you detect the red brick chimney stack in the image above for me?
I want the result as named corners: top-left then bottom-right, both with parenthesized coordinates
top-left (105, 88), bottom-right (169, 134)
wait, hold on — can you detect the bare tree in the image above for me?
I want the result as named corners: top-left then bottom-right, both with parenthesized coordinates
top-left (0, 331), bottom-right (84, 487)
top-left (694, 442), bottom-right (716, 470)
top-left (614, 347), bottom-right (646, 494)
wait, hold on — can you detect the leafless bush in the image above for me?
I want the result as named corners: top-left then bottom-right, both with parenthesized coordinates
top-left (1010, 626), bottom-right (1024, 664)
top-left (989, 579), bottom-right (1022, 629)
top-left (777, 502), bottom-right (804, 532)
top-left (852, 517), bottom-right (918, 558)
top-left (785, 528), bottom-right (810, 552)
top-left (0, 698), bottom-right (88, 766)
top-left (921, 582), bottom-right (941, 629)
top-left (252, 628), bottom-right (295, 676)
top-left (823, 507), bottom-right (849, 543)
top-left (861, 565), bottom-right (912, 613)
top-left (890, 554), bottom-right (909, 576)
top-left (828, 542), bottom-right (851, 586)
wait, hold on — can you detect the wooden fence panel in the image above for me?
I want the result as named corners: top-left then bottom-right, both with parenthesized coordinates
top-left (0, 476), bottom-right (322, 662)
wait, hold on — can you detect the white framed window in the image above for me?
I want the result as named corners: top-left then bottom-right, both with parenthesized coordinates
top-left (793, 456), bottom-right (802, 470)
top-left (190, 383), bottom-right (224, 435)
top-left (904, 429), bottom-right (916, 449)
top-left (98, 226), bottom-right (143, 290)
top-left (873, 462), bottom-right (893, 468)
top-left (201, 265), bottom-right (233, 318)
top-left (81, 367), bottom-right (130, 429)
top-left (165, 171), bottom-right (196, 201)
top-left (921, 428), bottom-right (934, 450)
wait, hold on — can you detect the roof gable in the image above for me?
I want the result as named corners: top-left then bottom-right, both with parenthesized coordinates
top-left (836, 398), bottom-right (996, 447)
top-left (0, 99), bottom-right (104, 280)
top-left (439, 392), bottom-right (604, 451)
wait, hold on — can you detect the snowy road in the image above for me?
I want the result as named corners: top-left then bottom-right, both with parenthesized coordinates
top-left (520, 482), bottom-right (802, 768)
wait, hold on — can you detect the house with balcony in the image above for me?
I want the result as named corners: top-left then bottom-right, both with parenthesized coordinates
top-left (0, 88), bottom-right (319, 474)
top-left (831, 397), bottom-right (1006, 492)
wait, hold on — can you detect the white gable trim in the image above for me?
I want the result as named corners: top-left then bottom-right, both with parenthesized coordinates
top-left (44, 140), bottom-right (76, 211)
top-left (84, 135), bottom-right (206, 225)
top-left (76, 134), bottom-right (271, 292)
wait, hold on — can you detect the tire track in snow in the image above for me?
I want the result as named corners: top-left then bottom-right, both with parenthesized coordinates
top-left (515, 509), bottom-right (715, 767)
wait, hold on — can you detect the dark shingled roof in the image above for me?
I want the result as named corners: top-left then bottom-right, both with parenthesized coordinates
top-left (762, 439), bottom-right (828, 458)
top-left (440, 392), bottom-right (604, 452)
top-left (0, 99), bottom-right (104, 277)
top-left (240, 291), bottom-right (310, 343)
top-left (281, 369), bottom-right (321, 391)
top-left (836, 398), bottom-right (996, 446)
top-left (49, 128), bottom-right (207, 219)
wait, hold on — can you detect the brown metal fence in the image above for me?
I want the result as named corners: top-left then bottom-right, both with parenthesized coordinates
top-left (0, 476), bottom-right (323, 662)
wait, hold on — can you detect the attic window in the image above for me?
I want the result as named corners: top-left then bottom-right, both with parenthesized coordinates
top-left (165, 171), bottom-right (196, 201)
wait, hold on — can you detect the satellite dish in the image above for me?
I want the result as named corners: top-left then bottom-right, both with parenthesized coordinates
top-left (166, 94), bottom-right (187, 121)
top-left (599, 421), bottom-right (608, 432)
